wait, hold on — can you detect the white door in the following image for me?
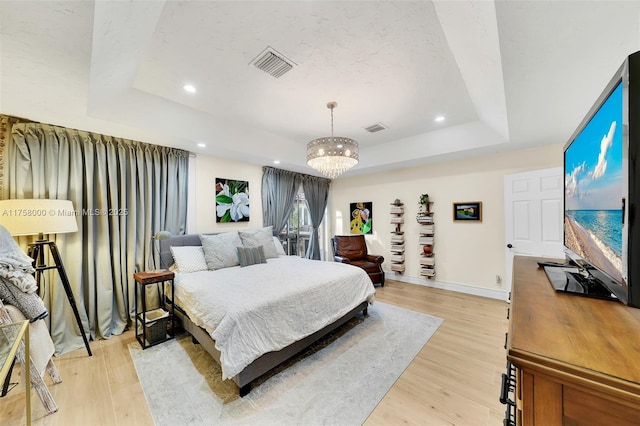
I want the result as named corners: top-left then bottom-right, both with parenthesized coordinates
top-left (504, 167), bottom-right (564, 294)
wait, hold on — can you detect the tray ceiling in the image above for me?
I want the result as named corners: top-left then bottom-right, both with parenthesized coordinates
top-left (1, 1), bottom-right (639, 177)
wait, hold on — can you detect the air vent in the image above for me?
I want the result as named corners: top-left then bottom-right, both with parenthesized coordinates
top-left (251, 47), bottom-right (295, 78)
top-left (364, 122), bottom-right (388, 133)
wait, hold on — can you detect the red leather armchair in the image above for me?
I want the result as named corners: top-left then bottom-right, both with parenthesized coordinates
top-left (331, 235), bottom-right (385, 287)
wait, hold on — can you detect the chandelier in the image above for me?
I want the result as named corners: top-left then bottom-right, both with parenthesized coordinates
top-left (307, 102), bottom-right (359, 179)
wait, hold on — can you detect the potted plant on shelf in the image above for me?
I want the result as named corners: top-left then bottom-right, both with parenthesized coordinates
top-left (416, 194), bottom-right (430, 223)
top-left (419, 194), bottom-right (429, 209)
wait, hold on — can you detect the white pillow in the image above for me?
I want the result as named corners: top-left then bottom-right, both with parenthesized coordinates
top-left (272, 236), bottom-right (286, 256)
top-left (169, 246), bottom-right (208, 273)
top-left (239, 226), bottom-right (279, 259)
top-left (200, 232), bottom-right (242, 270)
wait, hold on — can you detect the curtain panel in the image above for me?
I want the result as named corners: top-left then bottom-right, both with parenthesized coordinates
top-left (2, 121), bottom-right (188, 354)
top-left (302, 175), bottom-right (330, 260)
top-left (261, 167), bottom-right (302, 235)
top-left (0, 115), bottom-right (32, 198)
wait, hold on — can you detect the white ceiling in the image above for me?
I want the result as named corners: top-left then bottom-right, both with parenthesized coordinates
top-left (2, 1), bottom-right (640, 178)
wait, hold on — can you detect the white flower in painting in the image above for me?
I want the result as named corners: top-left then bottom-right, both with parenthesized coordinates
top-left (216, 184), bottom-right (250, 222)
top-left (229, 191), bottom-right (250, 221)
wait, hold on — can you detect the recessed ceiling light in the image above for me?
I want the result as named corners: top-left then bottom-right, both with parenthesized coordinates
top-left (273, 160), bottom-right (280, 164)
top-left (434, 116), bottom-right (445, 123)
top-left (183, 84), bottom-right (196, 93)
top-left (197, 143), bottom-right (206, 148)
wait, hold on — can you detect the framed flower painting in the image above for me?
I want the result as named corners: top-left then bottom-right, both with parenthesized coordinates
top-left (215, 178), bottom-right (250, 222)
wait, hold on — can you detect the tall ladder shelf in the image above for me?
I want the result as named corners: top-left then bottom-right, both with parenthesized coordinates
top-left (418, 201), bottom-right (435, 278)
top-left (390, 201), bottom-right (405, 273)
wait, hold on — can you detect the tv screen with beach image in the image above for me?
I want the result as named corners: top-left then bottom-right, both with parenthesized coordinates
top-left (564, 82), bottom-right (623, 283)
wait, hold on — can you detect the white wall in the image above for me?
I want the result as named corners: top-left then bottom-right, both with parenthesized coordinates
top-left (190, 144), bottom-right (563, 299)
top-left (328, 143), bottom-right (563, 298)
top-left (192, 154), bottom-right (264, 232)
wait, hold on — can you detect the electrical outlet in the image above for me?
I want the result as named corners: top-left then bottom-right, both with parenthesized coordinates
top-left (496, 274), bottom-right (502, 286)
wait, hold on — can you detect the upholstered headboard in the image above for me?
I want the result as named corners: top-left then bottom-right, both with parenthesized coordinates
top-left (159, 230), bottom-right (284, 269)
top-left (159, 234), bottom-right (205, 269)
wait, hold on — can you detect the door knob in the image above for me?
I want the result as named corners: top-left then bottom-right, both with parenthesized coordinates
top-left (507, 244), bottom-right (513, 249)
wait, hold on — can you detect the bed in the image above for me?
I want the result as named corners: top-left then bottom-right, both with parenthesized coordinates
top-left (159, 230), bottom-right (376, 396)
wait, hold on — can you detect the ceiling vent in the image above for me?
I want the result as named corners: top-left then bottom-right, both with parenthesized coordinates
top-left (364, 122), bottom-right (388, 133)
top-left (251, 46), bottom-right (295, 78)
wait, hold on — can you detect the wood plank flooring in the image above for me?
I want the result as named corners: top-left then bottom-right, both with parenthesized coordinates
top-left (365, 281), bottom-right (509, 426)
top-left (0, 280), bottom-right (508, 425)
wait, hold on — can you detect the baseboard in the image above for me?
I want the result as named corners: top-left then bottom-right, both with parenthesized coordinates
top-left (385, 272), bottom-right (508, 301)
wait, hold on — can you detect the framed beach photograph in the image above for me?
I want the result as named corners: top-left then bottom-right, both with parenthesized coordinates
top-left (453, 202), bottom-right (482, 222)
top-left (350, 201), bottom-right (373, 234)
top-left (216, 178), bottom-right (249, 222)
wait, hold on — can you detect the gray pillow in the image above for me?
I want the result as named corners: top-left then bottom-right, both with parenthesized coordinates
top-left (237, 246), bottom-right (267, 267)
top-left (200, 232), bottom-right (243, 270)
top-left (238, 226), bottom-right (279, 259)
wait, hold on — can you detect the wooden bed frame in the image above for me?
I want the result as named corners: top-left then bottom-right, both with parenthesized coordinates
top-left (159, 234), bottom-right (369, 396)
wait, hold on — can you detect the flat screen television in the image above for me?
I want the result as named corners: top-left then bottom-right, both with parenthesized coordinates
top-left (551, 51), bottom-right (640, 308)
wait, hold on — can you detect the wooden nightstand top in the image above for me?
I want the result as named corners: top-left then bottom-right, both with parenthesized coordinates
top-left (133, 270), bottom-right (175, 285)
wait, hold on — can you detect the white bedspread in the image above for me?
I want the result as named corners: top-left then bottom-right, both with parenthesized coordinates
top-left (174, 256), bottom-right (376, 380)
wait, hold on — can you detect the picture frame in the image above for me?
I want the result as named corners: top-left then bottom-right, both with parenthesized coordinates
top-left (453, 201), bottom-right (482, 222)
top-left (215, 178), bottom-right (250, 222)
top-left (350, 201), bottom-right (373, 234)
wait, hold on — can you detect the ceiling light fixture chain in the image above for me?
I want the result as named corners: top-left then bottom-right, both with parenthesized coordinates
top-left (328, 101), bottom-right (336, 139)
top-left (306, 101), bottom-right (359, 179)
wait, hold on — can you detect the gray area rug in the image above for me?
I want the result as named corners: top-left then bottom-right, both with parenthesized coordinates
top-left (129, 301), bottom-right (443, 425)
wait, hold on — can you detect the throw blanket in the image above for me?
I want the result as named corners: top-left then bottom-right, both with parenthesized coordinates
top-left (0, 276), bottom-right (47, 321)
top-left (0, 224), bottom-right (47, 321)
top-left (0, 224), bottom-right (38, 293)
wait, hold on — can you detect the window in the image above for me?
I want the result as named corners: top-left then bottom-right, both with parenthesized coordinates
top-left (279, 191), bottom-right (312, 256)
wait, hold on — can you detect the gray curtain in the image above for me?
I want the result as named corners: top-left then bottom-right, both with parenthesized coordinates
top-left (262, 167), bottom-right (302, 235)
top-left (2, 122), bottom-right (188, 354)
top-left (302, 175), bottom-right (331, 260)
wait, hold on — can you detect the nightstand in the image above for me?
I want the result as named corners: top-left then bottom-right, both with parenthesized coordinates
top-left (133, 270), bottom-right (175, 349)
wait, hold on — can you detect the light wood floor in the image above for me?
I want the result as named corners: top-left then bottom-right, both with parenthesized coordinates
top-left (0, 280), bottom-right (508, 425)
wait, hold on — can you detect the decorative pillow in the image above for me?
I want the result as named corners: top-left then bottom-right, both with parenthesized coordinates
top-left (169, 246), bottom-right (208, 273)
top-left (200, 232), bottom-right (243, 270)
top-left (272, 236), bottom-right (286, 256)
top-left (237, 246), bottom-right (267, 267)
top-left (238, 226), bottom-right (279, 259)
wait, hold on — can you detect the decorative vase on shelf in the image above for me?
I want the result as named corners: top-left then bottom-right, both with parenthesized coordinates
top-left (423, 245), bottom-right (432, 255)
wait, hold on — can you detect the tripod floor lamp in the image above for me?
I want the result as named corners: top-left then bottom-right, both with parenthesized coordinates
top-left (0, 199), bottom-right (92, 356)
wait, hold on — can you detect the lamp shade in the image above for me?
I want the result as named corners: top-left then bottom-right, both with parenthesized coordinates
top-left (154, 231), bottom-right (172, 240)
top-left (0, 199), bottom-right (78, 236)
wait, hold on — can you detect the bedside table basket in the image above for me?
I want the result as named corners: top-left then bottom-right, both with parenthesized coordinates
top-left (144, 309), bottom-right (169, 344)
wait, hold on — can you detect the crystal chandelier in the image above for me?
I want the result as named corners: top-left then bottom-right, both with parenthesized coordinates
top-left (307, 102), bottom-right (359, 179)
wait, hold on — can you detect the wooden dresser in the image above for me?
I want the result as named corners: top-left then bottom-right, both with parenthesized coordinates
top-left (505, 256), bottom-right (640, 425)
